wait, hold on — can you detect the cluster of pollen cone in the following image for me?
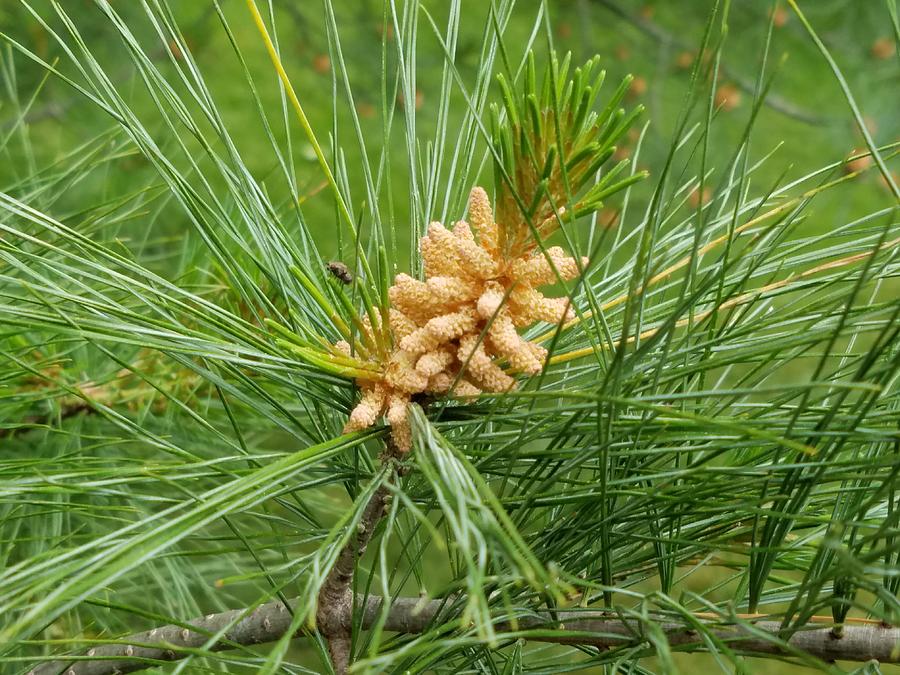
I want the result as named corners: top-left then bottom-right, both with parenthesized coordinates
top-left (338, 186), bottom-right (586, 452)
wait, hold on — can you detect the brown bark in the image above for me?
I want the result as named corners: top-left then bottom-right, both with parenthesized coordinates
top-left (315, 478), bottom-right (394, 673)
top-left (314, 444), bottom-right (404, 673)
top-left (27, 596), bottom-right (900, 674)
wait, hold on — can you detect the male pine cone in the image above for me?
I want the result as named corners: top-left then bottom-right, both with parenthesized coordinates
top-left (340, 186), bottom-right (586, 451)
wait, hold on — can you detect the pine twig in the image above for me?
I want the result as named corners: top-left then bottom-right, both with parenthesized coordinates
top-left (27, 596), bottom-right (900, 674)
top-left (316, 443), bottom-right (402, 674)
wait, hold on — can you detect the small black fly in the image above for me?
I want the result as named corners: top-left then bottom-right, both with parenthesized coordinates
top-left (326, 261), bottom-right (353, 285)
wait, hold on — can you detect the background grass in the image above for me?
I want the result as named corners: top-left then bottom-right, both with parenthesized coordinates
top-left (2, 1), bottom-right (896, 249)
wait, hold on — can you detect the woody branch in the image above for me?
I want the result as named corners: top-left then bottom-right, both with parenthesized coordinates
top-left (28, 596), bottom-right (900, 675)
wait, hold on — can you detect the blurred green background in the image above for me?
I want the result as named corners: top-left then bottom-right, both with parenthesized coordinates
top-left (1, 1), bottom-right (897, 673)
top-left (2, 0), bottom-right (896, 257)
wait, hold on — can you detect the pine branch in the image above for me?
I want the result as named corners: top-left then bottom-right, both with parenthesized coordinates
top-left (27, 597), bottom-right (900, 674)
top-left (0, 400), bottom-right (90, 439)
top-left (315, 444), bottom-right (401, 675)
